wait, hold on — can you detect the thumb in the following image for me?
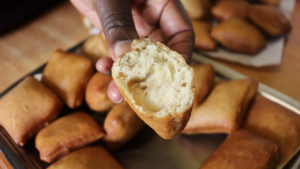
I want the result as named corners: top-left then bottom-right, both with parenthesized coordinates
top-left (91, 0), bottom-right (139, 60)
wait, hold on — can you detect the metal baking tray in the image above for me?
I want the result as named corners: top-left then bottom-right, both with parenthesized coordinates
top-left (0, 42), bottom-right (300, 169)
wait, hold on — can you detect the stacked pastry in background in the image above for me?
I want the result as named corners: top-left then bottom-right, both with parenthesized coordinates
top-left (182, 0), bottom-right (291, 55)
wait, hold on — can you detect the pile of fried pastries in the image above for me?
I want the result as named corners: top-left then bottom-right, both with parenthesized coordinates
top-left (1, 29), bottom-right (299, 169)
top-left (0, 48), bottom-right (145, 168)
top-left (181, 0), bottom-right (291, 55)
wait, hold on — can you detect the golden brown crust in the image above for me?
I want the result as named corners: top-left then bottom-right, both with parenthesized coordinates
top-left (0, 76), bottom-right (63, 146)
top-left (85, 72), bottom-right (115, 113)
top-left (42, 49), bottom-right (94, 108)
top-left (114, 81), bottom-right (193, 139)
top-left (243, 95), bottom-right (300, 169)
top-left (192, 20), bottom-right (216, 51)
top-left (182, 79), bottom-right (258, 135)
top-left (212, 0), bottom-right (249, 21)
top-left (35, 112), bottom-right (105, 163)
top-left (190, 63), bottom-right (215, 107)
top-left (248, 5), bottom-right (291, 37)
top-left (103, 101), bottom-right (145, 151)
top-left (211, 18), bottom-right (266, 55)
top-left (200, 130), bottom-right (279, 169)
top-left (112, 39), bottom-right (195, 139)
top-left (181, 0), bottom-right (212, 20)
top-left (47, 146), bottom-right (123, 169)
top-left (82, 34), bottom-right (110, 63)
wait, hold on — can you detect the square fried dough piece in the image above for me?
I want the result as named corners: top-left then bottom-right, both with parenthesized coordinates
top-left (103, 101), bottom-right (145, 151)
top-left (42, 50), bottom-right (94, 108)
top-left (82, 34), bottom-right (110, 63)
top-left (0, 76), bottom-right (63, 146)
top-left (85, 72), bottom-right (115, 113)
top-left (47, 146), bottom-right (123, 169)
top-left (211, 18), bottom-right (266, 55)
top-left (243, 95), bottom-right (300, 169)
top-left (200, 130), bottom-right (279, 169)
top-left (190, 63), bottom-right (215, 107)
top-left (248, 5), bottom-right (291, 37)
top-left (182, 79), bottom-right (258, 134)
top-left (212, 0), bottom-right (249, 21)
top-left (112, 38), bottom-right (195, 139)
top-left (36, 112), bottom-right (105, 163)
top-left (192, 20), bottom-right (216, 51)
top-left (181, 0), bottom-right (212, 20)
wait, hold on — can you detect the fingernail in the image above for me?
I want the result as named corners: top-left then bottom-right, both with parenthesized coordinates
top-left (102, 71), bottom-right (111, 75)
top-left (96, 64), bottom-right (111, 75)
top-left (113, 97), bottom-right (123, 104)
top-left (113, 41), bottom-right (132, 60)
top-left (101, 70), bottom-right (111, 75)
top-left (96, 63), bottom-right (104, 71)
top-left (96, 58), bottom-right (112, 75)
top-left (89, 28), bottom-right (101, 35)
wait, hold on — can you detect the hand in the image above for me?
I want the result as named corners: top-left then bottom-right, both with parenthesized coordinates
top-left (71, 0), bottom-right (195, 103)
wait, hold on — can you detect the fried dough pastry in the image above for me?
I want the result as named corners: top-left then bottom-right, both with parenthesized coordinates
top-left (103, 101), bottom-right (145, 151)
top-left (112, 38), bottom-right (195, 139)
top-left (181, 0), bottom-right (212, 20)
top-left (200, 130), bottom-right (279, 169)
top-left (182, 79), bottom-right (258, 134)
top-left (192, 20), bottom-right (216, 51)
top-left (82, 34), bottom-right (110, 63)
top-left (212, 0), bottom-right (249, 21)
top-left (47, 146), bottom-right (123, 169)
top-left (211, 18), bottom-right (266, 55)
top-left (85, 72), bottom-right (115, 113)
top-left (243, 95), bottom-right (300, 169)
top-left (36, 112), bottom-right (105, 163)
top-left (42, 50), bottom-right (94, 108)
top-left (190, 63), bottom-right (215, 107)
top-left (0, 76), bottom-right (63, 146)
top-left (248, 5), bottom-right (291, 37)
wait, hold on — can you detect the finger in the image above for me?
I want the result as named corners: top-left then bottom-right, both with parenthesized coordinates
top-left (96, 57), bottom-right (114, 75)
top-left (107, 81), bottom-right (123, 103)
top-left (147, 29), bottom-right (166, 44)
top-left (131, 0), bottom-right (168, 38)
top-left (91, 0), bottom-right (139, 60)
top-left (70, 0), bottom-right (102, 29)
top-left (160, 0), bottom-right (195, 63)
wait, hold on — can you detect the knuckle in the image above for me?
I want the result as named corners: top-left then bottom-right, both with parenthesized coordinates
top-left (103, 12), bottom-right (135, 35)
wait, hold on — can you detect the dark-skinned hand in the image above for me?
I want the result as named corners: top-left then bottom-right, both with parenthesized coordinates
top-left (70, 0), bottom-right (195, 103)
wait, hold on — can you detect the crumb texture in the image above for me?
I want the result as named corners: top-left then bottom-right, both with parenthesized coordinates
top-left (112, 39), bottom-right (194, 117)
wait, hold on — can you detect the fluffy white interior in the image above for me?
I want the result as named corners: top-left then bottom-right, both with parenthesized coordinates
top-left (113, 39), bottom-right (194, 117)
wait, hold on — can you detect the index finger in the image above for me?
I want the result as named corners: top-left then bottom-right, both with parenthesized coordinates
top-left (159, 0), bottom-right (195, 63)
